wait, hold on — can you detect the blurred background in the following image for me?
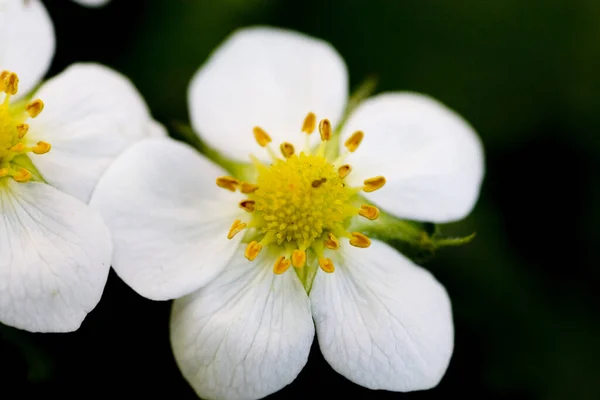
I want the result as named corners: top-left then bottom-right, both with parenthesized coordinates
top-left (2, 0), bottom-right (599, 398)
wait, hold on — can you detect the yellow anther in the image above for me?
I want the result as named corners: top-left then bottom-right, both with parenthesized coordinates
top-left (26, 99), bottom-right (44, 118)
top-left (324, 232), bottom-right (340, 250)
top-left (0, 168), bottom-right (8, 178)
top-left (344, 130), bottom-right (364, 153)
top-left (13, 168), bottom-right (32, 183)
top-left (32, 141), bottom-right (51, 155)
top-left (291, 249), bottom-right (306, 268)
top-left (227, 219), bottom-right (247, 239)
top-left (3, 72), bottom-right (18, 95)
top-left (0, 71), bottom-right (8, 92)
top-left (349, 232), bottom-right (371, 248)
top-left (318, 257), bottom-right (335, 273)
top-left (338, 164), bottom-right (351, 179)
top-left (253, 126), bottom-right (272, 147)
top-left (239, 199), bottom-right (255, 212)
top-left (216, 176), bottom-right (240, 192)
top-left (244, 241), bottom-right (263, 261)
top-left (318, 119), bottom-right (332, 141)
top-left (273, 256), bottom-right (291, 274)
top-left (280, 142), bottom-right (295, 158)
top-left (10, 143), bottom-right (25, 152)
top-left (363, 176), bottom-right (386, 193)
top-left (358, 204), bottom-right (380, 220)
top-left (302, 112), bottom-right (317, 134)
top-left (16, 124), bottom-right (29, 138)
top-left (240, 182), bottom-right (259, 194)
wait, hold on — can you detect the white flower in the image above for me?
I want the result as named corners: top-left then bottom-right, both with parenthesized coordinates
top-left (0, 1), bottom-right (161, 332)
top-left (91, 27), bottom-right (484, 399)
top-left (71, 0), bottom-right (111, 8)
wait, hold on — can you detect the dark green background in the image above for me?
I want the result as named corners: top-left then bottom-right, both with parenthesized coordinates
top-left (2, 0), bottom-right (599, 398)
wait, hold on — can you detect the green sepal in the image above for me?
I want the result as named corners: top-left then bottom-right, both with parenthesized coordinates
top-left (11, 154), bottom-right (45, 183)
top-left (351, 205), bottom-right (476, 263)
top-left (171, 121), bottom-right (256, 182)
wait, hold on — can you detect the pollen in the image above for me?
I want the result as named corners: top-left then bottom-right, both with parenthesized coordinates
top-left (0, 71), bottom-right (50, 184)
top-left (221, 112), bottom-right (386, 280)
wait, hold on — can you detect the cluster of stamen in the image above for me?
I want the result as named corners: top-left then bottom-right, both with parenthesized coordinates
top-left (0, 71), bottom-right (50, 183)
top-left (217, 112), bottom-right (385, 276)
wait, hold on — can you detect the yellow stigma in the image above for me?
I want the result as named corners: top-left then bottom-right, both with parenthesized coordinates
top-left (0, 71), bottom-right (49, 184)
top-left (219, 111), bottom-right (386, 280)
top-left (251, 152), bottom-right (352, 249)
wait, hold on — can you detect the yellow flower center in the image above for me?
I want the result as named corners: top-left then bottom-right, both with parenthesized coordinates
top-left (217, 112), bottom-right (386, 278)
top-left (0, 71), bottom-right (51, 183)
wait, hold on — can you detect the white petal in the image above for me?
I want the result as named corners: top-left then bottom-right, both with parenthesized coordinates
top-left (310, 239), bottom-right (454, 391)
top-left (72, 0), bottom-right (111, 7)
top-left (0, 180), bottom-right (111, 333)
top-left (189, 26), bottom-right (348, 162)
top-left (26, 63), bottom-right (154, 203)
top-left (0, 0), bottom-right (55, 97)
top-left (171, 247), bottom-right (314, 400)
top-left (341, 93), bottom-right (484, 223)
top-left (90, 138), bottom-right (245, 301)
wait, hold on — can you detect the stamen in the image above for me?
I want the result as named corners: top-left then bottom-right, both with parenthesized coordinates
top-left (302, 112), bottom-right (316, 134)
top-left (0, 168), bottom-right (8, 178)
top-left (10, 143), bottom-right (25, 153)
top-left (239, 199), bottom-right (255, 212)
top-left (244, 241), bottom-right (263, 261)
top-left (291, 249), bottom-right (306, 268)
top-left (323, 232), bottom-right (340, 250)
top-left (0, 71), bottom-right (8, 92)
top-left (349, 232), bottom-right (371, 248)
top-left (2, 72), bottom-right (18, 95)
top-left (253, 126), bottom-right (272, 147)
top-left (216, 176), bottom-right (240, 191)
top-left (280, 142), bottom-right (295, 158)
top-left (26, 99), bottom-right (44, 118)
top-left (318, 119), bottom-right (332, 141)
top-left (363, 176), bottom-right (386, 192)
top-left (273, 256), bottom-right (291, 274)
top-left (338, 164), bottom-right (351, 179)
top-left (13, 168), bottom-right (32, 183)
top-left (32, 141), bottom-right (51, 155)
top-left (240, 182), bottom-right (259, 194)
top-left (358, 204), bottom-right (380, 220)
top-left (16, 124), bottom-right (29, 139)
top-left (318, 257), bottom-right (335, 273)
top-left (227, 220), bottom-right (247, 239)
top-left (344, 130), bottom-right (364, 152)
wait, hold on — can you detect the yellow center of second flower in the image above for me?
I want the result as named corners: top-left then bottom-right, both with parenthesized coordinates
top-left (217, 112), bottom-right (386, 277)
top-left (0, 71), bottom-right (51, 183)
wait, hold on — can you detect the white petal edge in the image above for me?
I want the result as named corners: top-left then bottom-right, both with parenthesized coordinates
top-left (27, 63), bottom-right (154, 203)
top-left (311, 239), bottom-right (454, 391)
top-left (189, 26), bottom-right (348, 162)
top-left (171, 247), bottom-right (314, 400)
top-left (90, 138), bottom-right (246, 301)
top-left (341, 92), bottom-right (485, 223)
top-left (0, 0), bottom-right (55, 96)
top-left (0, 180), bottom-right (111, 333)
top-left (72, 0), bottom-right (111, 7)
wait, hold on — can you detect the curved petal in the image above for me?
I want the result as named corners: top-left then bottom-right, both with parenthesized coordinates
top-left (189, 26), bottom-right (348, 162)
top-left (0, 180), bottom-right (111, 333)
top-left (0, 0), bottom-right (55, 96)
top-left (310, 239), bottom-right (454, 391)
top-left (72, 0), bottom-right (111, 7)
top-left (171, 247), bottom-right (314, 400)
top-left (90, 138), bottom-right (245, 301)
top-left (341, 93), bottom-right (484, 223)
top-left (27, 63), bottom-right (154, 203)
